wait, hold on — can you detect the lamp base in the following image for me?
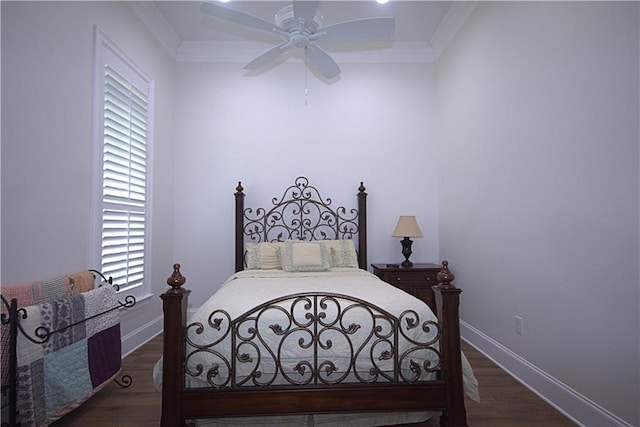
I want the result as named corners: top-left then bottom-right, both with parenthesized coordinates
top-left (401, 259), bottom-right (413, 268)
top-left (399, 237), bottom-right (414, 268)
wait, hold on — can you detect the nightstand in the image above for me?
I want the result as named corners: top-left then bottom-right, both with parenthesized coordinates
top-left (371, 263), bottom-right (441, 312)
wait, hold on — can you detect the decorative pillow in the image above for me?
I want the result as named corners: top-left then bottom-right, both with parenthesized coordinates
top-left (333, 242), bottom-right (360, 268)
top-left (245, 242), bottom-right (284, 269)
top-left (281, 241), bottom-right (330, 272)
top-left (321, 240), bottom-right (359, 268)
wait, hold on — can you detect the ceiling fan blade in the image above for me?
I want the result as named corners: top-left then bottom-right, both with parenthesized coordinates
top-left (243, 43), bottom-right (291, 70)
top-left (317, 17), bottom-right (395, 43)
top-left (293, 1), bottom-right (319, 31)
top-left (200, 1), bottom-right (285, 35)
top-left (306, 45), bottom-right (341, 80)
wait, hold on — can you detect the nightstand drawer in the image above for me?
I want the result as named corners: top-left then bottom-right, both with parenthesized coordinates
top-left (388, 271), bottom-right (437, 285)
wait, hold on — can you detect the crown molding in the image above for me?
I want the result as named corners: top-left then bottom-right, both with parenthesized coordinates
top-left (128, 1), bottom-right (181, 57)
top-left (430, 1), bottom-right (478, 60)
top-left (130, 1), bottom-right (476, 64)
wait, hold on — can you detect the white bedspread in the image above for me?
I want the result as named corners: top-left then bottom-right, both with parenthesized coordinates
top-left (203, 268), bottom-right (431, 320)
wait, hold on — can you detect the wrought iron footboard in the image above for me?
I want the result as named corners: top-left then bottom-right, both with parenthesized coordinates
top-left (183, 292), bottom-right (441, 390)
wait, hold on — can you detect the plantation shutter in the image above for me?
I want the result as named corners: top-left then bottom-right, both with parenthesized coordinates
top-left (100, 64), bottom-right (149, 292)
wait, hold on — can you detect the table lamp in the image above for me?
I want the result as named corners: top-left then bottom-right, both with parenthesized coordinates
top-left (391, 216), bottom-right (423, 267)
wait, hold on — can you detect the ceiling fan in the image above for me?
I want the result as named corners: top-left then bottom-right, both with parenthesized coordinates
top-left (200, 1), bottom-right (395, 80)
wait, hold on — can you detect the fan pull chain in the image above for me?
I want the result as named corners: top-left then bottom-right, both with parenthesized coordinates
top-left (304, 46), bottom-right (308, 106)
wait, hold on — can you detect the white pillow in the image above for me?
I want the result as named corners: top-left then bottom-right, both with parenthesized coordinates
top-left (245, 242), bottom-right (283, 269)
top-left (281, 241), bottom-right (330, 272)
top-left (321, 240), bottom-right (359, 268)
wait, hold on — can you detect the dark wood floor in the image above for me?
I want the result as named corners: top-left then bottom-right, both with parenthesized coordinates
top-left (51, 335), bottom-right (576, 426)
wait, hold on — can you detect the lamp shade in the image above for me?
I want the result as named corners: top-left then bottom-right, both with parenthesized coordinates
top-left (391, 216), bottom-right (423, 238)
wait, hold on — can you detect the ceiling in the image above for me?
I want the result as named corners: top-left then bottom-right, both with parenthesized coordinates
top-left (131, 1), bottom-right (477, 63)
top-left (155, 1), bottom-right (452, 43)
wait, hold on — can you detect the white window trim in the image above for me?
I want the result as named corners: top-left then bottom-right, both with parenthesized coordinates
top-left (90, 26), bottom-right (155, 300)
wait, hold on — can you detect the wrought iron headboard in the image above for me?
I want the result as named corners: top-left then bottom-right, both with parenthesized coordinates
top-left (234, 177), bottom-right (368, 272)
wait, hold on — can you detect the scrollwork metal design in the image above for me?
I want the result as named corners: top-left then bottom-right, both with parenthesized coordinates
top-left (184, 292), bottom-right (441, 390)
top-left (243, 177), bottom-right (359, 243)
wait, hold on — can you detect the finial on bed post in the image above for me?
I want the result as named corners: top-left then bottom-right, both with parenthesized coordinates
top-left (166, 263), bottom-right (186, 290)
top-left (436, 260), bottom-right (456, 289)
top-left (357, 181), bottom-right (368, 270)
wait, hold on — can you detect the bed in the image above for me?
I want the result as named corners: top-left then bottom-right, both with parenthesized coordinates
top-left (158, 177), bottom-right (475, 427)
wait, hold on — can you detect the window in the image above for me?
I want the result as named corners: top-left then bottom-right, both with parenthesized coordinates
top-left (91, 28), bottom-right (154, 299)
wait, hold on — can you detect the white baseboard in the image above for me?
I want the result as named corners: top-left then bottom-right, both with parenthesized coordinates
top-left (121, 315), bottom-right (163, 357)
top-left (461, 321), bottom-right (633, 427)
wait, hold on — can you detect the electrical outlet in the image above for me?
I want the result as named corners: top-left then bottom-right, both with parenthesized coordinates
top-left (515, 316), bottom-right (524, 335)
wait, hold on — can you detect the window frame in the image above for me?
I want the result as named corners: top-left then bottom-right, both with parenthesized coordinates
top-left (90, 26), bottom-right (155, 300)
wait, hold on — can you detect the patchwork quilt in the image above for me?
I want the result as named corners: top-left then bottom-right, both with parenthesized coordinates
top-left (1, 270), bottom-right (96, 388)
top-left (1, 285), bottom-right (121, 426)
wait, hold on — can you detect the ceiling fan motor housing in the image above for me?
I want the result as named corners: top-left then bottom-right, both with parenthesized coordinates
top-left (275, 5), bottom-right (323, 39)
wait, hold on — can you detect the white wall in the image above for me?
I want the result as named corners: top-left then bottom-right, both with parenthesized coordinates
top-left (172, 60), bottom-right (439, 308)
top-left (1, 1), bottom-right (176, 351)
top-left (436, 2), bottom-right (639, 426)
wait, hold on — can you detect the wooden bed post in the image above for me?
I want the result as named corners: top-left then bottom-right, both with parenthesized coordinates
top-left (357, 182), bottom-right (367, 269)
top-left (433, 261), bottom-right (468, 427)
top-left (161, 264), bottom-right (190, 427)
top-left (234, 182), bottom-right (245, 273)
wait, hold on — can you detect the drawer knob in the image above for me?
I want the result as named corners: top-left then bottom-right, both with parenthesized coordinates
top-left (425, 276), bottom-right (431, 281)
